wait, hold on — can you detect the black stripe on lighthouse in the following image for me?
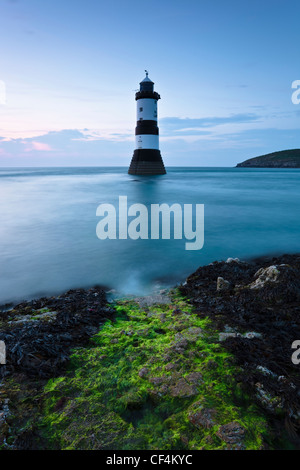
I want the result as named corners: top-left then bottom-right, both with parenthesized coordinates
top-left (135, 120), bottom-right (159, 136)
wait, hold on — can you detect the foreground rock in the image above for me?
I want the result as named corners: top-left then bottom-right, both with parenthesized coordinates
top-left (180, 254), bottom-right (300, 445)
top-left (0, 287), bottom-right (114, 378)
top-left (1, 255), bottom-right (300, 450)
top-left (0, 291), bottom-right (268, 450)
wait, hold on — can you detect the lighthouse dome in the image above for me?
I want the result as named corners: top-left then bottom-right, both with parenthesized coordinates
top-left (140, 71), bottom-right (154, 92)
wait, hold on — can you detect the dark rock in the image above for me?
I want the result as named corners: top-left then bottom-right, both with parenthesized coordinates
top-left (180, 254), bottom-right (300, 443)
top-left (165, 363), bottom-right (177, 372)
top-left (169, 378), bottom-right (198, 398)
top-left (0, 287), bottom-right (114, 379)
top-left (188, 405), bottom-right (217, 429)
top-left (138, 367), bottom-right (149, 378)
top-left (185, 372), bottom-right (203, 385)
top-left (217, 277), bottom-right (231, 292)
top-left (216, 421), bottom-right (246, 449)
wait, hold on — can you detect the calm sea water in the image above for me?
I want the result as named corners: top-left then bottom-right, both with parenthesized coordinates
top-left (0, 166), bottom-right (300, 304)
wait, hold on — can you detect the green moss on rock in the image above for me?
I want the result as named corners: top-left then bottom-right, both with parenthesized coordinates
top-left (31, 292), bottom-right (269, 450)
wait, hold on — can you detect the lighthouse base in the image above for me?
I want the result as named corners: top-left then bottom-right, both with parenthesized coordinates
top-left (128, 149), bottom-right (166, 175)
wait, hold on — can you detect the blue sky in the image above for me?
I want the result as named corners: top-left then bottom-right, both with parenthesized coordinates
top-left (0, 0), bottom-right (299, 166)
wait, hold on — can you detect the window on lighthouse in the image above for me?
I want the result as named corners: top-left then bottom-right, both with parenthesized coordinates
top-left (139, 107), bottom-right (143, 112)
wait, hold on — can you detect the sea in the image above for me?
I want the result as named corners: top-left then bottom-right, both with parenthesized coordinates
top-left (0, 166), bottom-right (300, 305)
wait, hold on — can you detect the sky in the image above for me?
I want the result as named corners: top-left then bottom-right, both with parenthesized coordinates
top-left (0, 0), bottom-right (299, 167)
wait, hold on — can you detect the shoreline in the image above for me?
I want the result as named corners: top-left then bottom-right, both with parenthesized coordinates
top-left (1, 250), bottom-right (298, 312)
top-left (1, 253), bottom-right (300, 449)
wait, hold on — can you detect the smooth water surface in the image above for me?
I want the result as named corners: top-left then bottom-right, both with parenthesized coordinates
top-left (0, 167), bottom-right (300, 304)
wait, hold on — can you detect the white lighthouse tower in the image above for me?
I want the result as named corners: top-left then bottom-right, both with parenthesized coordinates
top-left (128, 71), bottom-right (166, 175)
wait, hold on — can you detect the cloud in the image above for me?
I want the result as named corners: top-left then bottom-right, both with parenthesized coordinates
top-left (160, 114), bottom-right (261, 137)
top-left (0, 116), bottom-right (298, 167)
top-left (0, 129), bottom-right (133, 166)
top-left (24, 141), bottom-right (54, 152)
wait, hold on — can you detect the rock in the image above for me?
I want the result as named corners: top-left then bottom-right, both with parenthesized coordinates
top-left (165, 363), bottom-right (177, 372)
top-left (8, 311), bottom-right (58, 325)
top-left (217, 277), bottom-right (231, 292)
top-left (179, 253), bottom-right (300, 441)
top-left (0, 286), bottom-right (114, 378)
top-left (255, 383), bottom-right (283, 412)
top-left (138, 367), bottom-right (149, 378)
top-left (149, 376), bottom-right (166, 386)
top-left (169, 378), bottom-right (198, 398)
top-left (225, 258), bottom-right (241, 264)
top-left (135, 293), bottom-right (171, 308)
top-left (250, 265), bottom-right (281, 289)
top-left (185, 372), bottom-right (203, 385)
top-left (172, 307), bottom-right (182, 316)
top-left (219, 332), bottom-right (238, 342)
top-left (243, 331), bottom-right (262, 339)
top-left (159, 313), bottom-right (167, 323)
top-left (135, 328), bottom-right (149, 337)
top-left (188, 405), bottom-right (217, 429)
top-left (181, 327), bottom-right (203, 342)
top-left (256, 365), bottom-right (277, 378)
top-left (170, 334), bottom-right (189, 353)
top-left (216, 422), bottom-right (246, 449)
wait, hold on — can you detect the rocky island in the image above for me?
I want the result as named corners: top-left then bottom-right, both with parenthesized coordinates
top-left (0, 254), bottom-right (300, 450)
top-left (236, 149), bottom-right (300, 168)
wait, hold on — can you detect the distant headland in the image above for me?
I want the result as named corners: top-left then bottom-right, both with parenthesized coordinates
top-left (236, 149), bottom-right (300, 168)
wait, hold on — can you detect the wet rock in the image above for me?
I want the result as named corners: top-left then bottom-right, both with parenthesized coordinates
top-left (255, 383), bottom-right (283, 412)
top-left (135, 293), bottom-right (171, 308)
top-left (217, 277), bottom-right (231, 292)
top-left (172, 307), bottom-right (182, 316)
top-left (250, 265), bottom-right (281, 289)
top-left (219, 331), bottom-right (262, 341)
top-left (149, 376), bottom-right (166, 386)
top-left (180, 254), bottom-right (300, 441)
top-left (165, 363), bottom-right (177, 372)
top-left (181, 327), bottom-right (203, 342)
top-left (243, 331), bottom-right (262, 339)
top-left (216, 421), bottom-right (246, 449)
top-left (0, 287), bottom-right (114, 379)
top-left (170, 334), bottom-right (189, 354)
top-left (256, 366), bottom-right (277, 379)
top-left (226, 258), bottom-right (241, 264)
top-left (185, 372), bottom-right (203, 385)
top-left (8, 311), bottom-right (58, 325)
top-left (135, 328), bottom-right (149, 337)
top-left (188, 405), bottom-right (217, 429)
top-left (138, 367), bottom-right (149, 378)
top-left (169, 378), bottom-right (198, 398)
top-left (219, 332), bottom-right (238, 342)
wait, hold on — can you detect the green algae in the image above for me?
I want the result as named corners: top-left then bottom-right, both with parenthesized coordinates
top-left (28, 291), bottom-right (269, 450)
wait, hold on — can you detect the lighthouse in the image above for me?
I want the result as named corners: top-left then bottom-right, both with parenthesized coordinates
top-left (128, 71), bottom-right (166, 175)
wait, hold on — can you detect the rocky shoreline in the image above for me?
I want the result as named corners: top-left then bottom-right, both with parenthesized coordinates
top-left (236, 149), bottom-right (300, 167)
top-left (180, 254), bottom-right (300, 446)
top-left (0, 254), bottom-right (300, 450)
top-left (0, 287), bottom-right (114, 379)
